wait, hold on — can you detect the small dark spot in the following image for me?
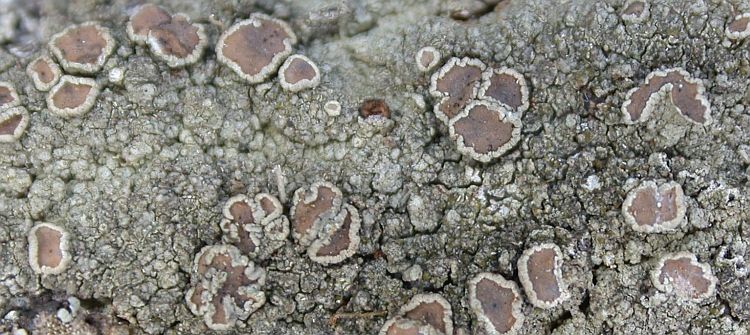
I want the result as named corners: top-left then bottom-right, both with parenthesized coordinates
top-left (360, 99), bottom-right (390, 119)
top-left (372, 249), bottom-right (385, 259)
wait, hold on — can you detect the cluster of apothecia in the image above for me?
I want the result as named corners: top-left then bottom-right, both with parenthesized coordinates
top-left (10, 1), bottom-right (743, 332)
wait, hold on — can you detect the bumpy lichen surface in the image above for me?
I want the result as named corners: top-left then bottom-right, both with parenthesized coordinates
top-left (1, 0), bottom-right (750, 334)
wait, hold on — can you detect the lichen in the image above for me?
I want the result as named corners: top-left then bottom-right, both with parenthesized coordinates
top-left (0, 1), bottom-right (748, 334)
top-left (48, 22), bottom-right (114, 74)
top-left (517, 243), bottom-right (569, 309)
top-left (216, 14), bottom-right (297, 84)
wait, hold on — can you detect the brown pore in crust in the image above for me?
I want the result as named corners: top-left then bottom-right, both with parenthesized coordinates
top-left (225, 198), bottom-right (258, 254)
top-left (129, 4), bottom-right (172, 41)
top-left (726, 13), bottom-right (750, 40)
top-left (403, 300), bottom-right (449, 334)
top-left (219, 16), bottom-right (295, 81)
top-left (658, 256), bottom-right (713, 299)
top-left (622, 69), bottom-right (710, 124)
top-left (473, 277), bottom-right (519, 334)
top-left (219, 193), bottom-right (289, 260)
top-left (480, 69), bottom-right (528, 112)
top-left (129, 5), bottom-right (206, 67)
top-left (282, 57), bottom-right (317, 84)
top-left (27, 56), bottom-right (62, 91)
top-left (651, 252), bottom-right (717, 302)
top-left (452, 103), bottom-right (514, 154)
top-left (382, 319), bottom-right (425, 335)
top-left (314, 209), bottom-right (353, 257)
top-left (196, 253), bottom-right (242, 325)
top-left (31, 59), bottom-right (55, 84)
top-left (434, 61), bottom-right (484, 120)
top-left (379, 294), bottom-right (453, 335)
top-left (628, 185), bottom-right (678, 227)
top-left (188, 245), bottom-right (266, 330)
top-left (0, 114), bottom-right (23, 136)
top-left (728, 15), bottom-right (750, 34)
top-left (524, 248), bottom-right (561, 303)
top-left (0, 107), bottom-right (29, 143)
top-left (292, 185), bottom-right (337, 236)
top-left (228, 200), bottom-right (255, 225)
top-left (0, 85), bottom-right (16, 106)
top-left (51, 81), bottom-right (92, 109)
top-left (258, 195), bottom-right (278, 216)
top-left (28, 223), bottom-right (71, 275)
top-left (52, 25), bottom-right (108, 65)
top-left (149, 15), bottom-right (202, 58)
top-left (279, 55), bottom-right (321, 92)
top-left (33, 225), bottom-right (64, 270)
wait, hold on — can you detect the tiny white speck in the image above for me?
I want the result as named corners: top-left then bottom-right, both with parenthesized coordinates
top-left (108, 67), bottom-right (124, 84)
top-left (583, 175), bottom-right (600, 191)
